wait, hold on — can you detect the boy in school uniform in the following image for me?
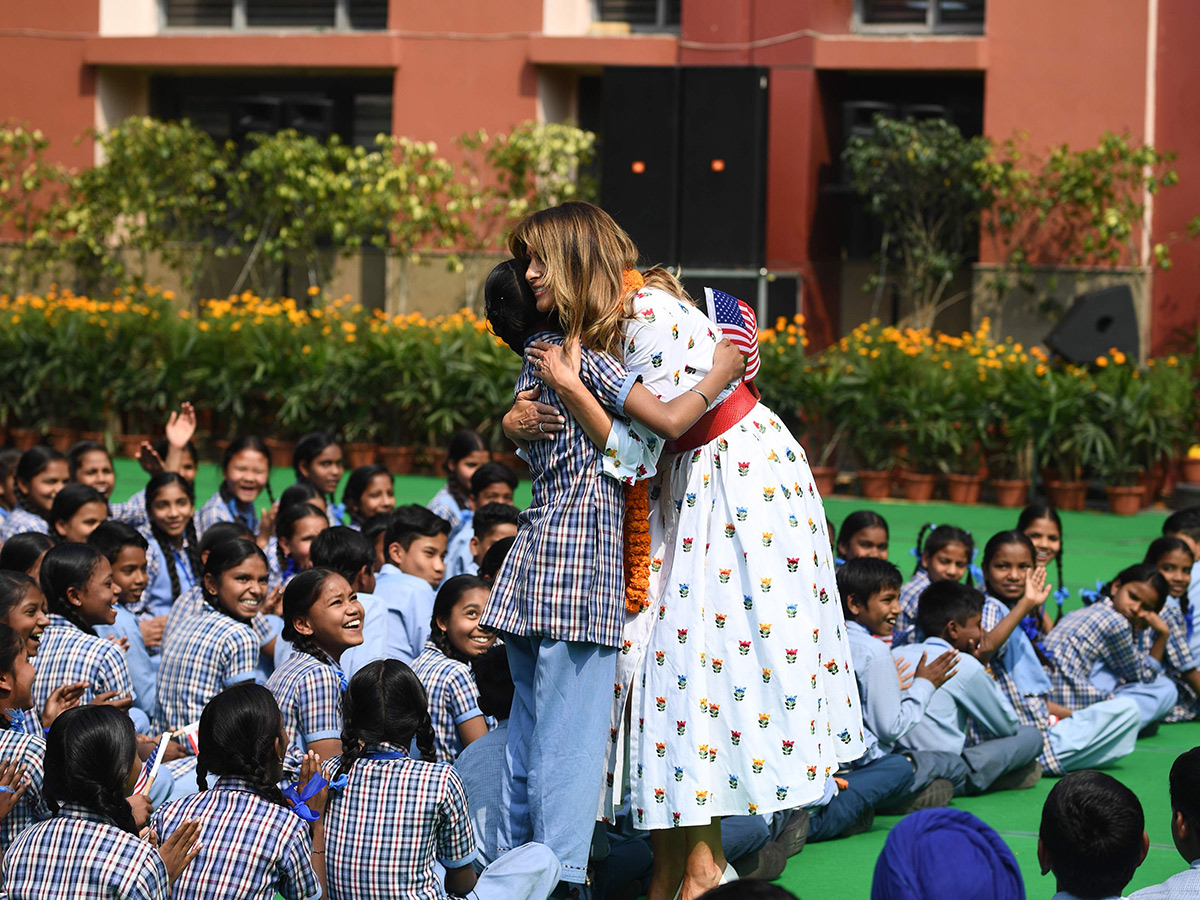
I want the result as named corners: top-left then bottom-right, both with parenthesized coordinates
top-left (893, 581), bottom-right (1045, 795)
top-left (1131, 746), bottom-right (1200, 899)
top-left (444, 503), bottom-right (520, 580)
top-left (1039, 770), bottom-right (1148, 900)
top-left (372, 504), bottom-right (449, 665)
top-left (447, 461), bottom-right (519, 546)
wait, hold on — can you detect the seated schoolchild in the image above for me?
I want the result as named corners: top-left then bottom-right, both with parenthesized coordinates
top-left (1130, 746), bottom-right (1200, 898)
top-left (374, 505), bottom-right (449, 665)
top-left (1046, 562), bottom-right (1177, 732)
top-left (449, 462), bottom-right (517, 544)
top-left (835, 510), bottom-right (889, 565)
top-left (893, 524), bottom-right (974, 647)
top-left (893, 581), bottom-right (1044, 794)
top-left (1039, 770), bottom-right (1148, 900)
top-left (307, 526), bottom-right (385, 678)
top-left (1143, 537), bottom-right (1200, 722)
top-left (444, 503), bottom-right (519, 579)
top-left (1163, 507), bottom-right (1200, 660)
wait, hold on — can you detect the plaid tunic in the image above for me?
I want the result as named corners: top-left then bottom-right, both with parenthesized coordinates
top-left (410, 643), bottom-right (483, 763)
top-left (33, 615), bottom-right (135, 714)
top-left (150, 776), bottom-right (319, 900)
top-left (1046, 599), bottom-right (1156, 708)
top-left (0, 729), bottom-right (50, 853)
top-left (427, 486), bottom-right (467, 534)
top-left (266, 650), bottom-right (345, 779)
top-left (892, 568), bottom-right (930, 647)
top-left (976, 596), bottom-right (1065, 774)
top-left (140, 530), bottom-right (198, 617)
top-left (164, 586), bottom-right (276, 648)
top-left (155, 600), bottom-right (259, 733)
top-left (111, 489), bottom-right (149, 530)
top-left (0, 506), bottom-right (49, 543)
top-left (195, 491), bottom-right (259, 538)
top-left (4, 802), bottom-right (169, 900)
top-left (484, 332), bottom-right (640, 648)
top-left (322, 745), bottom-right (477, 900)
top-left (1151, 598), bottom-right (1199, 723)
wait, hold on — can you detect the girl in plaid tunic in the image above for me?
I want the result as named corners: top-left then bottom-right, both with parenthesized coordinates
top-left (265, 484), bottom-right (326, 590)
top-left (271, 502), bottom-right (329, 594)
top-left (292, 432), bottom-right (346, 528)
top-left (48, 484), bottom-right (109, 545)
top-left (141, 473), bottom-right (202, 618)
top-left (411, 575), bottom-right (494, 762)
top-left (0, 446), bottom-right (69, 544)
top-left (4, 706), bottom-right (201, 900)
top-left (0, 622), bottom-right (53, 853)
top-left (323, 659), bottom-right (559, 900)
top-left (267, 568), bottom-right (363, 780)
top-left (151, 683), bottom-right (323, 900)
top-left (426, 430), bottom-right (491, 535)
top-left (1144, 537), bottom-right (1200, 721)
top-left (195, 436), bottom-right (274, 540)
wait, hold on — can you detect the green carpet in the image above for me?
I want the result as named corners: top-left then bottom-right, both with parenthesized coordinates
top-left (109, 459), bottom-right (1188, 896)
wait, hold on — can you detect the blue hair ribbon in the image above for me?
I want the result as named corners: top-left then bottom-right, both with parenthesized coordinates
top-left (283, 773), bottom-right (329, 822)
top-left (1078, 579), bottom-right (1106, 607)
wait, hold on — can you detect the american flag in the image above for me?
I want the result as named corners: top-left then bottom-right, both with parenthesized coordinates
top-left (133, 732), bottom-right (172, 795)
top-left (706, 287), bottom-right (760, 381)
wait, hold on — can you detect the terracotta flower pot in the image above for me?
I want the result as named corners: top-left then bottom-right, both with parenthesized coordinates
top-left (989, 478), bottom-right (1030, 508)
top-left (47, 426), bottom-right (79, 453)
top-left (1180, 457), bottom-right (1200, 484)
top-left (117, 433), bottom-right (151, 460)
top-left (1135, 467), bottom-right (1165, 508)
top-left (9, 428), bottom-right (39, 451)
top-left (1105, 484), bottom-right (1143, 516)
top-left (79, 430), bottom-right (105, 444)
top-left (945, 473), bottom-right (983, 505)
top-left (1045, 479), bottom-right (1088, 511)
top-left (853, 470), bottom-right (888, 500)
top-left (263, 437), bottom-right (295, 470)
top-left (343, 442), bottom-right (378, 468)
top-left (810, 466), bottom-right (838, 498)
top-left (379, 445), bottom-right (417, 475)
top-left (899, 471), bottom-right (938, 502)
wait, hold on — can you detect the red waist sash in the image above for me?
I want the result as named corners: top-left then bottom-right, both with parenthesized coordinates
top-left (663, 381), bottom-right (760, 455)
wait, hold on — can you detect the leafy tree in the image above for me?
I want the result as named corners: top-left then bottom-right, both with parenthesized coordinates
top-left (0, 124), bottom-right (72, 292)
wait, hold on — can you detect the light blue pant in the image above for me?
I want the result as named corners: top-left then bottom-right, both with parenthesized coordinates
top-left (1091, 662), bottom-right (1177, 729)
top-left (1048, 696), bottom-right (1141, 772)
top-left (499, 635), bottom-right (617, 885)
top-left (469, 842), bottom-right (561, 900)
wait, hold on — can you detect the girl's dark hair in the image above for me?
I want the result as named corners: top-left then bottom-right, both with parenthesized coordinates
top-left (1017, 503), bottom-right (1066, 605)
top-left (1144, 536), bottom-right (1195, 616)
top-left (484, 257), bottom-right (546, 355)
top-left (198, 521), bottom-right (254, 558)
top-left (0, 571), bottom-right (39, 622)
top-left (39, 543), bottom-right (106, 636)
top-left (914, 523), bottom-right (975, 586)
top-left (342, 465), bottom-right (391, 525)
top-left (146, 472), bottom-right (201, 602)
top-left (0, 623), bottom-right (27, 694)
top-left (429, 574), bottom-right (490, 663)
top-left (340, 659), bottom-right (437, 774)
top-left (310, 527), bottom-right (374, 585)
top-left (202, 539), bottom-right (268, 617)
top-left (982, 529), bottom-right (1052, 667)
top-left (0, 448), bottom-right (19, 485)
top-left (195, 683), bottom-right (287, 805)
top-left (0, 532), bottom-right (55, 575)
top-left (278, 481), bottom-right (323, 512)
top-left (836, 510), bottom-right (889, 555)
top-left (49, 484), bottom-right (109, 539)
top-left (280, 568), bottom-right (340, 662)
top-left (292, 431), bottom-right (340, 482)
top-left (87, 521), bottom-right (148, 564)
top-left (981, 530), bottom-right (1036, 574)
top-left (360, 513), bottom-right (390, 547)
top-left (43, 706), bottom-right (138, 833)
top-left (151, 437), bottom-right (198, 469)
top-left (276, 502), bottom-right (327, 573)
top-left (14, 446), bottom-right (66, 517)
top-left (217, 436), bottom-right (274, 505)
top-left (66, 440), bottom-right (112, 479)
top-left (1108, 562), bottom-right (1171, 611)
top-left (442, 430), bottom-right (488, 505)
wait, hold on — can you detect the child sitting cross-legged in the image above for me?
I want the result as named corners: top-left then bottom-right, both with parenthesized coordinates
top-left (893, 581), bottom-right (1045, 795)
top-left (1143, 537), bottom-right (1200, 723)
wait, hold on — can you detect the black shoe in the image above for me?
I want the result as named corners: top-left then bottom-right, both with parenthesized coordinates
top-left (740, 841), bottom-right (788, 880)
top-left (881, 777), bottom-right (955, 815)
top-left (1138, 722), bottom-right (1160, 739)
top-left (777, 808), bottom-right (810, 857)
top-left (990, 759), bottom-right (1043, 792)
top-left (840, 807), bottom-right (875, 838)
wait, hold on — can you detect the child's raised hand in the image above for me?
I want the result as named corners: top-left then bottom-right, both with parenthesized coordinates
top-left (257, 502), bottom-right (279, 546)
top-left (139, 616), bottom-right (166, 650)
top-left (127, 792), bottom-right (154, 829)
top-left (297, 749), bottom-right (329, 819)
top-left (712, 338), bottom-right (748, 385)
top-left (503, 386), bottom-right (564, 443)
top-left (894, 656), bottom-right (915, 690)
top-left (42, 680), bottom-right (87, 728)
top-left (157, 819), bottom-right (202, 884)
top-left (262, 584), bottom-right (284, 618)
top-left (137, 442), bottom-right (166, 476)
top-left (0, 759), bottom-right (30, 822)
top-left (913, 648), bottom-right (959, 689)
top-left (1020, 566), bottom-right (1052, 614)
top-left (166, 402), bottom-right (197, 448)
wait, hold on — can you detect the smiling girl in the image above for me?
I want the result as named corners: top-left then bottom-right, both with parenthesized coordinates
top-left (196, 437), bottom-right (274, 542)
top-left (0, 447), bottom-right (70, 543)
top-left (1143, 536), bottom-right (1200, 722)
top-left (293, 432), bottom-right (346, 528)
top-left (1018, 504), bottom-right (1066, 627)
top-left (427, 430), bottom-right (490, 534)
top-left (267, 568), bottom-right (363, 780)
top-left (893, 524), bottom-right (974, 647)
top-left (411, 574), bottom-right (494, 762)
top-left (0, 622), bottom-right (52, 854)
top-left (49, 484), bottom-right (109, 545)
top-left (342, 465), bottom-right (395, 531)
top-left (273, 503), bottom-right (328, 592)
top-left (142, 474), bottom-right (201, 617)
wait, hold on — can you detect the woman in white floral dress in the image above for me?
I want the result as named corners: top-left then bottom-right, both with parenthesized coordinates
top-left (514, 202), bottom-right (864, 900)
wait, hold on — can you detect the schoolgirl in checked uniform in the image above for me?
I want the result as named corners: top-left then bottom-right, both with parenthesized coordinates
top-left (0, 623), bottom-right (52, 854)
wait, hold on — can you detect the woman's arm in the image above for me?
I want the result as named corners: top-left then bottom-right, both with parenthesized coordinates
top-left (502, 385), bottom-right (565, 447)
top-left (975, 569), bottom-right (1050, 664)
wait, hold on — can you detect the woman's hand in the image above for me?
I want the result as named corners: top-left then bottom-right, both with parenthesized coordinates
top-left (503, 386), bottom-right (565, 443)
top-left (711, 338), bottom-right (747, 385)
top-left (525, 339), bottom-right (583, 395)
top-left (42, 680), bottom-right (87, 728)
top-left (139, 616), bottom-right (166, 650)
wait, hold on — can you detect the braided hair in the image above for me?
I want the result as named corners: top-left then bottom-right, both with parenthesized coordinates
top-left (39, 543), bottom-right (106, 636)
top-left (914, 523), bottom-right (975, 586)
top-left (13, 446), bottom-right (67, 520)
top-left (201, 539), bottom-right (269, 621)
top-left (195, 683), bottom-right (288, 804)
top-left (1017, 503), bottom-right (1065, 602)
top-left (429, 574), bottom-right (491, 664)
top-left (145, 472), bottom-right (201, 603)
top-left (43, 706), bottom-right (139, 833)
top-left (339, 659), bottom-right (437, 778)
top-left (280, 568), bottom-right (341, 663)
top-left (216, 436), bottom-right (274, 506)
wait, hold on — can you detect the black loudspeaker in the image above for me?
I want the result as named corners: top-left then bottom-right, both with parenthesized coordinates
top-left (1044, 285), bottom-right (1139, 364)
top-left (600, 67), bottom-right (680, 266)
top-left (677, 68), bottom-right (769, 268)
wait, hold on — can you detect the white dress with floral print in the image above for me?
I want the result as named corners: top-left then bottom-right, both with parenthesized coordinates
top-left (605, 288), bottom-right (865, 830)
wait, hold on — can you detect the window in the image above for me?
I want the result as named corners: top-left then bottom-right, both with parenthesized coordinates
top-left (163, 0), bottom-right (387, 29)
top-left (596, 0), bottom-right (680, 30)
top-left (854, 0), bottom-right (984, 33)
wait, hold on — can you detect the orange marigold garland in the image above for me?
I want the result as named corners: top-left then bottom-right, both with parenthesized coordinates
top-left (623, 480), bottom-right (652, 614)
top-left (622, 268), bottom-right (645, 297)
